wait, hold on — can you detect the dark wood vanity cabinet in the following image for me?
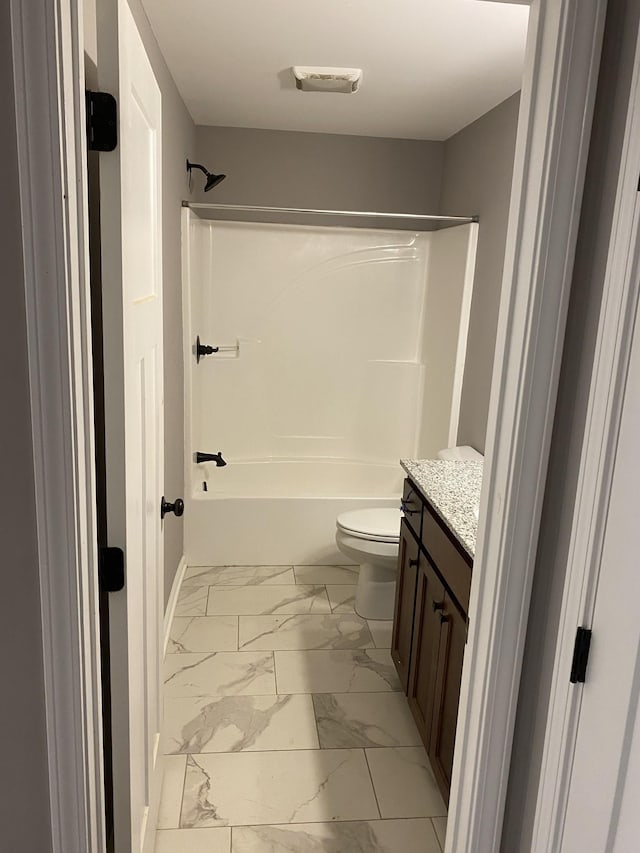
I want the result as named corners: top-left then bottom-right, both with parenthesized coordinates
top-left (392, 477), bottom-right (472, 804)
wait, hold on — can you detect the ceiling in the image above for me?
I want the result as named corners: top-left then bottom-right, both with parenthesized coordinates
top-left (141, 0), bottom-right (529, 141)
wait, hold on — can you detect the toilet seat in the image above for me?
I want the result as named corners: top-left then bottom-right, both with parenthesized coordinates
top-left (336, 508), bottom-right (401, 544)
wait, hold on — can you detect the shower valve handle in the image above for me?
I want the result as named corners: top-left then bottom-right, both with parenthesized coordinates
top-left (196, 335), bottom-right (219, 363)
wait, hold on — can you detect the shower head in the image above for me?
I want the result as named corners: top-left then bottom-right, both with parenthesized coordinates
top-left (204, 171), bottom-right (226, 192)
top-left (186, 159), bottom-right (226, 192)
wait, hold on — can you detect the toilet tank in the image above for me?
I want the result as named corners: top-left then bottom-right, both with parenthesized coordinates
top-left (437, 445), bottom-right (484, 462)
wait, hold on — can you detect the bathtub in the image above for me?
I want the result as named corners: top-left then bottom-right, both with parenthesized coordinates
top-left (184, 459), bottom-right (403, 566)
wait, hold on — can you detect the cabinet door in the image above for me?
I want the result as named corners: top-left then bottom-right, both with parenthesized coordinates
top-left (429, 592), bottom-right (467, 804)
top-left (391, 520), bottom-right (420, 691)
top-left (407, 556), bottom-right (445, 746)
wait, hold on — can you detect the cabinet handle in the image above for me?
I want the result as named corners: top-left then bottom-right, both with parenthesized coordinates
top-left (409, 558), bottom-right (419, 568)
top-left (400, 499), bottom-right (418, 516)
top-left (439, 613), bottom-right (451, 624)
top-left (432, 600), bottom-right (445, 612)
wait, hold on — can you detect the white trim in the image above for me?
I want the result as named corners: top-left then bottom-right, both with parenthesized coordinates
top-left (448, 221), bottom-right (478, 447)
top-left (163, 556), bottom-right (188, 657)
top-left (446, 2), bottom-right (606, 851)
top-left (10, 0), bottom-right (105, 852)
top-left (531, 22), bottom-right (640, 851)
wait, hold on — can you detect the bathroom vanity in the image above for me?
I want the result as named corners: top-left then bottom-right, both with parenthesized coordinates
top-left (391, 459), bottom-right (482, 804)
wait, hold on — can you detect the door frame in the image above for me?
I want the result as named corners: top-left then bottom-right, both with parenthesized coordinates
top-left (447, 2), bottom-right (606, 850)
top-left (9, 0), bottom-right (105, 852)
top-left (11, 1), bottom-right (606, 852)
top-left (531, 20), bottom-right (640, 851)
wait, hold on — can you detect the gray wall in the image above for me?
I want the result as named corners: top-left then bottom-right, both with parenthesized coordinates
top-left (439, 94), bottom-right (521, 453)
top-left (0, 3), bottom-right (53, 850)
top-left (501, 1), bottom-right (640, 848)
top-left (127, 1), bottom-right (196, 604)
top-left (194, 125), bottom-right (445, 212)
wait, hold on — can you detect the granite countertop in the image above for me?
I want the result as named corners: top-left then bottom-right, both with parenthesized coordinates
top-left (400, 459), bottom-right (483, 558)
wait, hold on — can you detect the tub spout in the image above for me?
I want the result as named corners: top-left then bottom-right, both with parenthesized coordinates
top-left (195, 451), bottom-right (227, 467)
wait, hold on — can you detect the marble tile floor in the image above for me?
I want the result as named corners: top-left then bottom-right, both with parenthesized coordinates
top-left (156, 565), bottom-right (447, 852)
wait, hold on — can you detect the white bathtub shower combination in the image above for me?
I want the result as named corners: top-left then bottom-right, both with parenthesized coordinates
top-left (182, 209), bottom-right (477, 565)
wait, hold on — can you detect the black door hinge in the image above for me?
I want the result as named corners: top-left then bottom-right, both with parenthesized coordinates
top-left (86, 90), bottom-right (118, 152)
top-left (570, 626), bottom-right (592, 684)
top-left (99, 546), bottom-right (125, 592)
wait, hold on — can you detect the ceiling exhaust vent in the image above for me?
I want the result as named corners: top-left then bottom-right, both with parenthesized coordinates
top-left (292, 66), bottom-right (362, 94)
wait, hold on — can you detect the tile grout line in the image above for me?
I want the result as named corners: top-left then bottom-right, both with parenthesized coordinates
top-left (214, 816), bottom-right (438, 828)
top-left (322, 582), bottom-right (332, 613)
top-left (177, 753), bottom-right (189, 831)
top-left (432, 816), bottom-right (444, 852)
top-left (169, 746), bottom-right (425, 757)
top-left (273, 651), bottom-right (279, 695)
top-left (310, 691), bottom-right (323, 750)
top-left (363, 748), bottom-right (383, 821)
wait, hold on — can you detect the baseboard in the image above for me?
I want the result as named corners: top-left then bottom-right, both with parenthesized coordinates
top-left (163, 555), bottom-right (187, 657)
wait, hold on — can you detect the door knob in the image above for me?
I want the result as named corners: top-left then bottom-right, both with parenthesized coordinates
top-left (161, 496), bottom-right (184, 519)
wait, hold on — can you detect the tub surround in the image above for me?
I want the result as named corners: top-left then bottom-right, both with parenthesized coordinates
top-left (400, 459), bottom-right (483, 557)
top-left (183, 211), bottom-right (477, 569)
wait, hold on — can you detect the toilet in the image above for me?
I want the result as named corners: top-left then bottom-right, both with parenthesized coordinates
top-left (335, 507), bottom-right (401, 620)
top-left (335, 445), bottom-right (484, 621)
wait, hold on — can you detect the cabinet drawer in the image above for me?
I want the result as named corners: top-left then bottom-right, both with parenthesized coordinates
top-left (401, 478), bottom-right (423, 538)
top-left (421, 503), bottom-right (472, 614)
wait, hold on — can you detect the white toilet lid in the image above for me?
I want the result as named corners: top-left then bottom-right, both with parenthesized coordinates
top-left (336, 508), bottom-right (401, 543)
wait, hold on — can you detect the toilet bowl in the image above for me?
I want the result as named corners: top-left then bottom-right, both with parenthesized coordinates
top-left (335, 507), bottom-right (401, 621)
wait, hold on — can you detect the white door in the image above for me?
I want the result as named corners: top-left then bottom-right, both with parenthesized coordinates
top-left (98, 2), bottom-right (164, 851)
top-left (559, 284), bottom-right (640, 849)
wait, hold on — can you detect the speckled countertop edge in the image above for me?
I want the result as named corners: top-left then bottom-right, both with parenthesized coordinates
top-left (400, 459), bottom-right (483, 558)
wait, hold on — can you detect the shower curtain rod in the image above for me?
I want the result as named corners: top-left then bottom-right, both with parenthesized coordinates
top-left (183, 201), bottom-right (478, 231)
